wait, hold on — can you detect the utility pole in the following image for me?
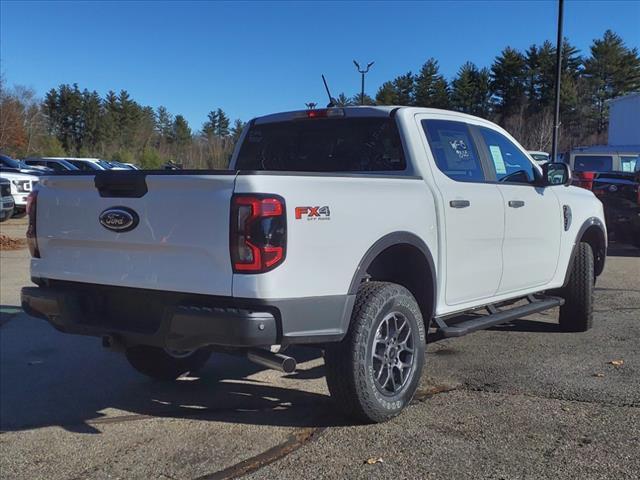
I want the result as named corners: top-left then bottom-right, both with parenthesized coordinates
top-left (353, 60), bottom-right (375, 105)
top-left (551, 0), bottom-right (564, 162)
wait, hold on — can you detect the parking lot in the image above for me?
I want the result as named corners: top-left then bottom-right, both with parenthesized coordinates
top-left (1, 216), bottom-right (639, 479)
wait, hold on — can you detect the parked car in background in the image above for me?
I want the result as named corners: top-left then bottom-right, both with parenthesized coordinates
top-left (108, 160), bottom-right (138, 170)
top-left (63, 158), bottom-right (112, 171)
top-left (0, 154), bottom-right (47, 174)
top-left (23, 158), bottom-right (80, 172)
top-left (528, 151), bottom-right (550, 165)
top-left (0, 178), bottom-right (15, 222)
top-left (0, 168), bottom-right (40, 217)
top-left (45, 157), bottom-right (116, 172)
top-left (567, 146), bottom-right (639, 174)
top-left (567, 146), bottom-right (640, 247)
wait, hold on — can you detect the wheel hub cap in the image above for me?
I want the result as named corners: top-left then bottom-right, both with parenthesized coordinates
top-left (371, 312), bottom-right (415, 395)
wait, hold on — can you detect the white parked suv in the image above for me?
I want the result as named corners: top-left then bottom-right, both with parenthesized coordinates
top-left (22, 107), bottom-right (607, 423)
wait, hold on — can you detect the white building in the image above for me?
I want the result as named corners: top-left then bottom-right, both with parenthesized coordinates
top-left (608, 93), bottom-right (640, 146)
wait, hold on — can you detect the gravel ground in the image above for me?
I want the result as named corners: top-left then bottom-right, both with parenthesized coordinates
top-left (0, 216), bottom-right (638, 479)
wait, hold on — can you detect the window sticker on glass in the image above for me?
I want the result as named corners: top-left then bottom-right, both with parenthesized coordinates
top-left (489, 145), bottom-right (507, 174)
top-left (448, 139), bottom-right (471, 161)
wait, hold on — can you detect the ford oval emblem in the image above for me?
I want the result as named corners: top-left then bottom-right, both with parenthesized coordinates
top-left (99, 207), bottom-right (139, 232)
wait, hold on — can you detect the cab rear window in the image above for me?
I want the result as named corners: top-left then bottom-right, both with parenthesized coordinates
top-left (574, 155), bottom-right (613, 172)
top-left (235, 118), bottom-right (405, 172)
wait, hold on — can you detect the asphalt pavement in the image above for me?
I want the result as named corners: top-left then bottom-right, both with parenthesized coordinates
top-left (1, 217), bottom-right (638, 479)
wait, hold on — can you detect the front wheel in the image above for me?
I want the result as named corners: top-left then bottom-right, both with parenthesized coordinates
top-left (125, 345), bottom-right (211, 381)
top-left (558, 242), bottom-right (594, 332)
top-left (324, 281), bottom-right (426, 423)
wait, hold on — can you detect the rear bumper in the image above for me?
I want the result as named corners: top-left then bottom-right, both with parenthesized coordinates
top-left (21, 281), bottom-right (354, 349)
top-left (22, 285), bottom-right (278, 350)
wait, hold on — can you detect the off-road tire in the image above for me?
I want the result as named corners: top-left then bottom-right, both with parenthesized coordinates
top-left (558, 242), bottom-right (594, 332)
top-left (324, 281), bottom-right (426, 423)
top-left (125, 346), bottom-right (211, 381)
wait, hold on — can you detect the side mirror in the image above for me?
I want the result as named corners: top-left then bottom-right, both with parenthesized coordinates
top-left (543, 162), bottom-right (572, 186)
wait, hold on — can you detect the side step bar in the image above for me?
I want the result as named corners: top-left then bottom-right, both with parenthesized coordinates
top-left (435, 295), bottom-right (564, 338)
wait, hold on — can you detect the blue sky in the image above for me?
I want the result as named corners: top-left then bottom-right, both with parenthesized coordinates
top-left (1, 0), bottom-right (639, 130)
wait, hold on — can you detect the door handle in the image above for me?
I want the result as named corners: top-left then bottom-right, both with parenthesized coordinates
top-left (449, 200), bottom-right (471, 208)
top-left (508, 200), bottom-right (525, 208)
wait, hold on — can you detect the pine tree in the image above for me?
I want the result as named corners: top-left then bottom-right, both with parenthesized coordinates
top-left (335, 93), bottom-right (352, 106)
top-left (215, 108), bottom-right (230, 136)
top-left (375, 81), bottom-right (397, 105)
top-left (451, 62), bottom-right (477, 113)
top-left (155, 106), bottom-right (173, 141)
top-left (117, 90), bottom-right (141, 149)
top-left (42, 88), bottom-right (59, 136)
top-left (450, 63), bottom-right (492, 118)
top-left (491, 47), bottom-right (527, 118)
top-left (100, 91), bottom-right (119, 152)
top-left (583, 30), bottom-right (640, 133)
top-left (81, 89), bottom-right (102, 152)
top-left (173, 115), bottom-right (191, 146)
top-left (524, 44), bottom-right (541, 112)
top-left (351, 93), bottom-right (375, 105)
top-left (202, 110), bottom-right (218, 137)
top-left (53, 83), bottom-right (83, 153)
top-left (231, 119), bottom-right (245, 141)
top-left (473, 68), bottom-right (493, 119)
top-left (414, 58), bottom-right (450, 109)
top-left (392, 72), bottom-right (414, 105)
top-left (532, 41), bottom-right (555, 111)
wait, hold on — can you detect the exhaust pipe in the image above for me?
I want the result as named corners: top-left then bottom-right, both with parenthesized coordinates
top-left (247, 349), bottom-right (296, 373)
top-left (102, 334), bottom-right (125, 352)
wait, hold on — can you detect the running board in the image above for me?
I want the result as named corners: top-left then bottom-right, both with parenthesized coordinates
top-left (435, 295), bottom-right (564, 338)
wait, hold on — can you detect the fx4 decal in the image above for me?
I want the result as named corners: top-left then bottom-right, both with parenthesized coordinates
top-left (295, 206), bottom-right (331, 221)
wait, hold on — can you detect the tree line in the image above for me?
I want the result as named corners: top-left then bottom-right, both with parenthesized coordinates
top-left (1, 29), bottom-right (638, 167)
top-left (1, 81), bottom-right (244, 169)
top-left (337, 30), bottom-right (639, 152)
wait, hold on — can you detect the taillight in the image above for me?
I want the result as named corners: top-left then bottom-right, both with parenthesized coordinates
top-left (574, 171), bottom-right (596, 191)
top-left (26, 190), bottom-right (40, 258)
top-left (230, 194), bottom-right (286, 273)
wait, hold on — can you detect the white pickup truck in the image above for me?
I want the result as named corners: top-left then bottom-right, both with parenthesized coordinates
top-left (21, 106), bottom-right (607, 423)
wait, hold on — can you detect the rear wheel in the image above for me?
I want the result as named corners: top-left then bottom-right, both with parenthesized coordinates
top-left (558, 242), bottom-right (594, 332)
top-left (125, 345), bottom-right (211, 381)
top-left (324, 281), bottom-right (426, 423)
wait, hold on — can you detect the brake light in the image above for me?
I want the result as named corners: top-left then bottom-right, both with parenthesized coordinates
top-left (295, 108), bottom-right (345, 119)
top-left (230, 195), bottom-right (286, 273)
top-left (26, 190), bottom-right (40, 258)
top-left (574, 171), bottom-right (596, 191)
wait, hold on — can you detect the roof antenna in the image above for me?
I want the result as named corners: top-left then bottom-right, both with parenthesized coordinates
top-left (322, 74), bottom-right (337, 108)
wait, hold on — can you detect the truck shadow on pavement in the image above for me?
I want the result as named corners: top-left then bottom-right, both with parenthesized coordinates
top-left (0, 314), bottom-right (346, 434)
top-left (606, 244), bottom-right (640, 258)
top-left (0, 300), bottom-right (596, 435)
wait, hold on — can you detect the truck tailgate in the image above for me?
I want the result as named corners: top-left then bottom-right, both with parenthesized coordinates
top-left (32, 173), bottom-right (236, 296)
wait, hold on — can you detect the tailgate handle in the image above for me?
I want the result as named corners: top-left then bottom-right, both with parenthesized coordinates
top-left (94, 172), bottom-right (148, 198)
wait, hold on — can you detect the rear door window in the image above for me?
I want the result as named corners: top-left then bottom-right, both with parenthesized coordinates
top-left (236, 117), bottom-right (405, 172)
top-left (421, 120), bottom-right (485, 182)
top-left (573, 155), bottom-right (613, 172)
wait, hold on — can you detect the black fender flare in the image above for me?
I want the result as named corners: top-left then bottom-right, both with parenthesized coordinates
top-left (563, 217), bottom-right (607, 286)
top-left (348, 231), bottom-right (437, 321)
